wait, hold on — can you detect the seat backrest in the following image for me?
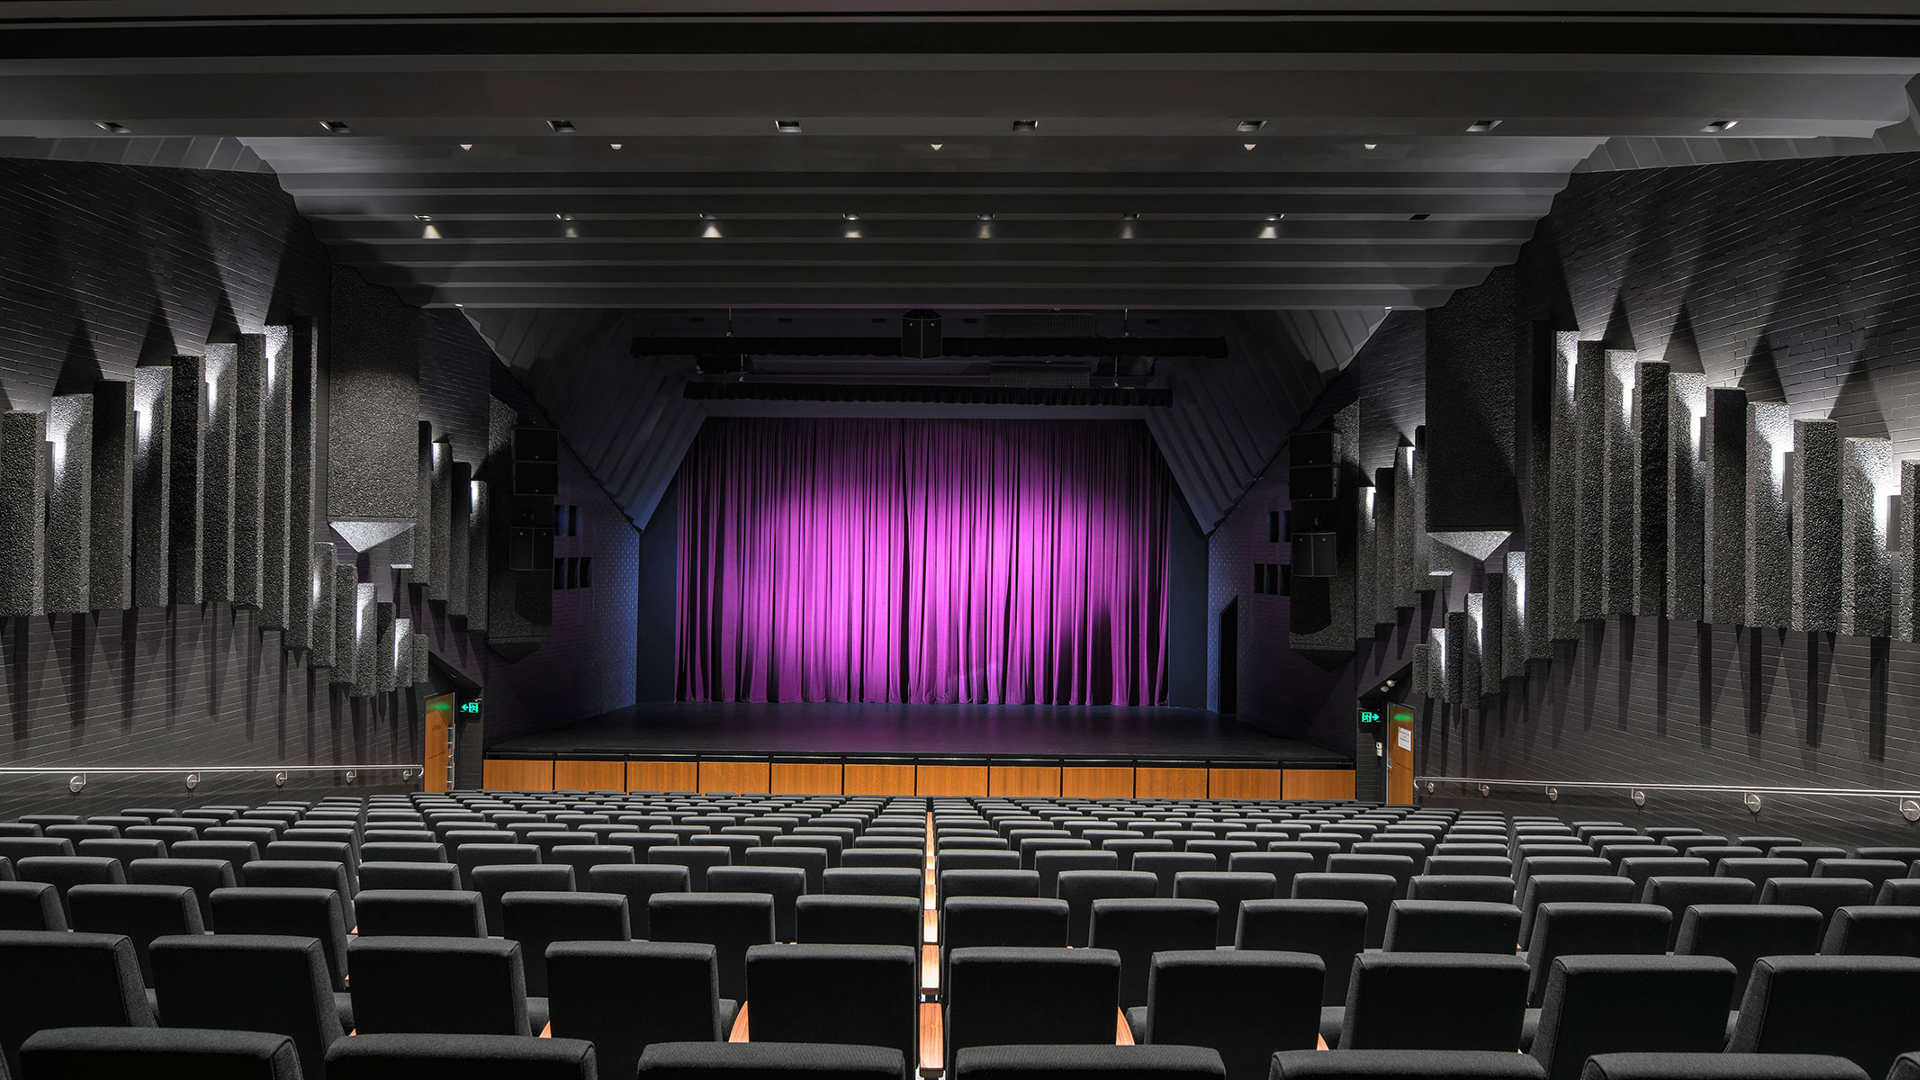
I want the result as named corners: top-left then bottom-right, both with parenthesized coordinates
top-left (945, 947), bottom-right (1120, 1061)
top-left (1171, 872), bottom-right (1278, 945)
top-left (1759, 878), bottom-right (1875, 929)
top-left (1715, 858), bottom-right (1813, 887)
top-left (951, 1043), bottom-right (1225, 1080)
top-left (1233, 899), bottom-right (1367, 1006)
top-left (500, 890), bottom-right (633, 995)
top-left (1340, 951), bottom-right (1530, 1051)
top-left (359, 841), bottom-right (448, 864)
top-left (707, 865), bottom-right (807, 941)
top-left (355, 889), bottom-right (488, 937)
top-left (746, 944), bottom-right (918, 1077)
top-left (1407, 875), bottom-right (1515, 904)
top-left (1526, 903), bottom-right (1672, 1006)
top-left (1638, 876), bottom-right (1757, 948)
top-left (327, 1031), bottom-right (597, 1080)
top-left (471, 863), bottom-right (575, 935)
top-left (1055, 870), bottom-right (1157, 946)
top-left (1529, 954), bottom-right (1736, 1080)
top-left (941, 896), bottom-right (1069, 989)
top-left (1383, 900), bottom-right (1521, 954)
top-left (1134, 852), bottom-right (1218, 898)
top-left (0, 880), bottom-right (67, 931)
top-left (1726, 955), bottom-right (1920, 1078)
top-left (1290, 872), bottom-right (1397, 947)
top-left (1674, 904), bottom-right (1824, 1007)
top-left (1518, 875), bottom-right (1639, 946)
top-left (347, 935), bottom-right (533, 1036)
top-left (1087, 898), bottom-right (1218, 1009)
top-left (648, 891), bottom-right (776, 1000)
top-left (1821, 905), bottom-right (1920, 957)
top-left (0, 930), bottom-right (155, 1078)
top-left (360, 861), bottom-right (462, 891)
top-left (151, 932), bottom-right (345, 1080)
top-left (1618, 857), bottom-right (1710, 891)
top-left (209, 887), bottom-right (351, 990)
top-left (636, 1040), bottom-right (902, 1080)
top-left (20, 1025), bottom-right (302, 1080)
top-left (649, 845), bottom-right (735, 889)
top-left (239, 860), bottom-right (355, 924)
top-left (1269, 1049), bottom-right (1548, 1080)
top-left (67, 883), bottom-right (204, 983)
top-left (548, 940), bottom-right (726, 1080)
top-left (1147, 949), bottom-right (1322, 1080)
top-left (823, 866), bottom-right (921, 898)
top-left (794, 894), bottom-right (921, 950)
top-left (1578, 1052), bottom-right (1868, 1080)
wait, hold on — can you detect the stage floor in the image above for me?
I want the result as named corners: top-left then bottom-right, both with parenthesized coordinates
top-left (487, 702), bottom-right (1346, 767)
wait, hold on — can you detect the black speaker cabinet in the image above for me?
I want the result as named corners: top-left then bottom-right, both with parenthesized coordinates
top-left (1289, 463), bottom-right (1337, 501)
top-left (1292, 531), bottom-right (1339, 577)
top-left (902, 309), bottom-right (943, 358)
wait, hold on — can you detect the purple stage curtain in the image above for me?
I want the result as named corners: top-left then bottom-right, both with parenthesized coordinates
top-left (675, 418), bottom-right (1171, 705)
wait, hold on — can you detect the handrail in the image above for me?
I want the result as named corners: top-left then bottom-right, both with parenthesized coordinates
top-left (0, 764), bottom-right (421, 775)
top-left (1421, 776), bottom-right (1920, 799)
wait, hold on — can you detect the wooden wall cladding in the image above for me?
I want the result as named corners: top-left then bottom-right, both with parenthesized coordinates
top-left (1061, 766), bottom-right (1134, 798)
top-left (988, 765), bottom-right (1061, 797)
top-left (553, 759), bottom-right (626, 791)
top-left (915, 764), bottom-right (989, 796)
top-left (700, 760), bottom-right (772, 794)
top-left (843, 763), bottom-right (917, 795)
top-left (1208, 767), bottom-right (1283, 799)
top-left (1133, 767), bottom-right (1208, 799)
top-left (1282, 769), bottom-right (1357, 800)
top-left (771, 762), bottom-right (843, 794)
top-left (482, 758), bottom-right (554, 791)
top-left (627, 760), bottom-right (698, 793)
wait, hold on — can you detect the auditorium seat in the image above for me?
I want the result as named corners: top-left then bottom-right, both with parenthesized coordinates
top-left (1714, 857), bottom-right (1811, 888)
top-left (652, 846), bottom-right (734, 889)
top-left (75, 838), bottom-right (165, 868)
top-left (1134, 852), bottom-right (1216, 897)
top-left (1336, 952), bottom-right (1528, 1051)
top-left (1617, 857), bottom-right (1709, 892)
top-left (348, 936), bottom-right (537, 1035)
top-left (1224, 851), bottom-right (1313, 897)
top-left (1759, 878), bottom-right (1875, 931)
top-left (359, 861), bottom-right (461, 891)
top-left (66, 884), bottom-right (203, 985)
top-left (1674, 904), bottom-right (1823, 1007)
top-left (209, 887), bottom-right (352, 993)
top-left (841, 848), bottom-right (922, 870)
top-left (1813, 858), bottom-right (1907, 891)
top-left (1637, 877), bottom-right (1756, 948)
top-left (1771, 846), bottom-right (1848, 869)
top-left (1171, 872), bottom-right (1275, 946)
top-left (1268, 1049), bottom-right (1545, 1080)
top-left (824, 866), bottom-right (922, 899)
top-left (1128, 949), bottom-right (1321, 1080)
top-left (1036, 850), bottom-right (1120, 896)
top-left (354, 889), bottom-right (488, 937)
top-left (942, 896), bottom-right (1069, 989)
top-left (1516, 876), bottom-right (1638, 947)
top-left (1524, 904), bottom-right (1672, 1007)
top-left (1878, 879), bottom-right (1920, 906)
top-left (0, 838), bottom-right (74, 864)
top-left (1579, 1053), bottom-right (1866, 1080)
top-left (745, 846), bottom-right (830, 893)
top-left (951, 1044), bottom-right (1225, 1080)
top-left (1383, 900), bottom-right (1521, 954)
top-left (1820, 905), bottom-right (1920, 956)
top-left (638, 1040), bottom-right (903, 1080)
top-left (0, 931), bottom-right (155, 1078)
top-left (794, 894), bottom-right (922, 965)
top-left (19, 1026), bottom-right (301, 1080)
top-left (328, 1032), bottom-right (597, 1080)
top-left (547, 941), bottom-right (735, 1080)
top-left (1088, 898), bottom-right (1218, 1009)
top-left (1725, 954), bottom-right (1920, 1076)
top-left (650, 892), bottom-right (775, 1001)
top-left (501, 890), bottom-right (632, 996)
top-left (150, 933), bottom-right (346, 1080)
top-left (945, 947), bottom-right (1120, 1062)
top-left (744, 944), bottom-right (918, 1078)
top-left (1408, 875), bottom-right (1515, 904)
top-left (240, 860), bottom-right (356, 926)
top-left (1291, 872), bottom-right (1396, 947)
top-left (172, 839), bottom-right (261, 868)
top-left (1234, 899), bottom-right (1366, 1008)
top-left (1527, 955), bottom-right (1736, 1080)
top-left (14, 857), bottom-right (126, 918)
top-left (472, 864), bottom-right (575, 936)
top-left (0, 881), bottom-right (66, 931)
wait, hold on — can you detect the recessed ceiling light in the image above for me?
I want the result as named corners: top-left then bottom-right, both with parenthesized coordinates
top-left (843, 212), bottom-right (859, 221)
top-left (775, 120), bottom-right (803, 133)
top-left (1362, 142), bottom-right (1378, 150)
top-left (1011, 119), bottom-right (1039, 132)
top-left (929, 143), bottom-right (944, 151)
top-left (547, 119), bottom-right (576, 134)
top-left (1258, 223), bottom-right (1279, 239)
top-left (458, 143), bottom-right (473, 151)
top-left (1702, 119), bottom-right (1740, 133)
top-left (1265, 213), bottom-right (1284, 222)
top-left (94, 121), bottom-right (129, 134)
top-left (1243, 143), bottom-right (1257, 151)
top-left (555, 212), bottom-right (573, 221)
top-left (421, 224), bottom-right (443, 240)
top-left (1409, 213), bottom-right (1431, 221)
top-left (563, 224), bottom-right (580, 238)
top-left (609, 142), bottom-right (623, 150)
top-left (319, 120), bottom-right (351, 135)
top-left (976, 213), bottom-right (995, 222)
top-left (454, 302), bottom-right (464, 308)
top-left (1465, 119), bottom-right (1503, 133)
top-left (1236, 120), bottom-right (1266, 134)
top-left (413, 214), bottom-right (432, 222)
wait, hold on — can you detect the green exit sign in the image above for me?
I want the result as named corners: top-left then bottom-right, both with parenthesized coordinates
top-left (459, 700), bottom-right (481, 715)
top-left (1359, 709), bottom-right (1382, 725)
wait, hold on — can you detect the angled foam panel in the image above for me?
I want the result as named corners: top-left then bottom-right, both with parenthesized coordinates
top-left (286, 319), bottom-right (320, 649)
top-left (352, 583), bottom-right (378, 697)
top-left (448, 461), bottom-right (472, 619)
top-left (1548, 331), bottom-right (1580, 640)
top-left (201, 343), bottom-right (237, 604)
top-left (1411, 642), bottom-right (1430, 697)
top-left (1470, 585), bottom-right (1496, 699)
top-left (410, 631), bottom-right (430, 684)
top-left (428, 438), bottom-right (452, 601)
top-left (1839, 437), bottom-right (1894, 639)
top-left (1900, 462), bottom-right (1920, 642)
top-left (1393, 443), bottom-right (1417, 606)
top-left (375, 601), bottom-right (397, 693)
top-left (1792, 419), bottom-right (1842, 633)
top-left (1371, 467), bottom-right (1395, 628)
top-left (331, 563), bottom-right (358, 684)
top-left (467, 479), bottom-right (490, 632)
top-left (1503, 551), bottom-right (1530, 676)
top-left (1411, 427), bottom-right (1433, 584)
top-left (1355, 482), bottom-right (1376, 644)
top-left (167, 355), bottom-right (208, 604)
top-left (0, 412), bottom-right (48, 617)
top-left (1440, 616), bottom-right (1464, 705)
top-left (230, 335), bottom-right (267, 609)
top-left (392, 616), bottom-right (413, 689)
top-left (326, 289), bottom-right (420, 553)
top-left (1744, 402), bottom-right (1792, 629)
top-left (258, 328), bottom-right (293, 629)
top-left (1631, 362), bottom-right (1670, 616)
top-left (401, 421), bottom-right (432, 581)
top-left (309, 543), bottom-right (337, 669)
top-left (131, 368), bottom-right (173, 609)
top-left (1600, 348), bottom-right (1637, 616)
top-left (1666, 373), bottom-right (1707, 622)
top-left (45, 394), bottom-right (94, 614)
top-left (90, 381), bottom-right (135, 611)
top-left (1572, 343), bottom-right (1607, 622)
top-left (1702, 387), bottom-right (1748, 626)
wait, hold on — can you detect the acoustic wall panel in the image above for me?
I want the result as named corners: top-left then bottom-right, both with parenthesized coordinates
top-left (1465, 589), bottom-right (1489, 702)
top-left (1393, 443), bottom-right (1417, 606)
top-left (286, 319), bottom-right (319, 650)
top-left (410, 631), bottom-right (429, 684)
top-left (1548, 331), bottom-right (1580, 641)
top-left (1702, 387), bottom-right (1748, 626)
top-left (1411, 642), bottom-right (1430, 697)
top-left (1600, 348), bottom-right (1638, 616)
top-left (331, 563), bottom-right (357, 684)
top-left (90, 381), bottom-right (134, 611)
top-left (309, 542), bottom-right (337, 668)
top-left (375, 601), bottom-right (397, 693)
top-left (1839, 437), bottom-right (1894, 639)
top-left (1411, 427), bottom-right (1432, 584)
top-left (326, 283), bottom-right (420, 552)
top-left (45, 394), bottom-right (94, 614)
top-left (352, 583), bottom-right (378, 697)
top-left (167, 355), bottom-right (207, 604)
top-left (1666, 373), bottom-right (1707, 622)
top-left (201, 343), bottom-right (236, 604)
top-left (1572, 343), bottom-right (1607, 622)
top-left (428, 439), bottom-right (451, 602)
top-left (1441, 614), bottom-right (1465, 704)
top-left (130, 368), bottom-right (172, 609)
top-left (0, 412), bottom-right (47, 617)
top-left (1631, 362), bottom-right (1670, 617)
top-left (1900, 462), bottom-right (1920, 642)
top-left (1355, 482), bottom-right (1375, 644)
top-left (1503, 551), bottom-right (1531, 676)
top-left (1371, 467), bottom-right (1396, 628)
top-left (1792, 419), bottom-right (1842, 633)
top-left (448, 461), bottom-right (471, 619)
top-left (230, 334), bottom-right (267, 610)
top-left (467, 480), bottom-right (489, 632)
top-left (1745, 402), bottom-right (1793, 629)
top-left (401, 421), bottom-right (431, 579)
top-left (258, 328), bottom-right (293, 628)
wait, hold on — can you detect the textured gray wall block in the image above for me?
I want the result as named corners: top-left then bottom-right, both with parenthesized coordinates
top-left (1548, 331), bottom-right (1580, 641)
top-left (259, 328), bottom-right (293, 629)
top-left (90, 381), bottom-right (134, 611)
top-left (1473, 583), bottom-right (1499, 698)
top-left (1745, 402), bottom-right (1792, 629)
top-left (327, 274), bottom-right (421, 547)
top-left (1839, 437), bottom-right (1894, 638)
top-left (448, 460), bottom-right (471, 619)
top-left (392, 616), bottom-right (412, 689)
top-left (1702, 387), bottom-right (1748, 626)
top-left (401, 420), bottom-right (432, 580)
top-left (1393, 444), bottom-right (1417, 605)
top-left (1601, 349), bottom-right (1637, 616)
top-left (0, 412), bottom-right (48, 617)
top-left (428, 439), bottom-right (452, 602)
top-left (1504, 551), bottom-right (1533, 675)
top-left (1442, 611), bottom-right (1467, 704)
top-left (285, 319), bottom-right (319, 650)
top-left (45, 394), bottom-right (94, 614)
top-left (1412, 427), bottom-right (1432, 584)
top-left (201, 343), bottom-right (236, 604)
top-left (375, 600), bottom-right (397, 693)
top-left (1665, 373), bottom-right (1707, 622)
top-left (1425, 271), bottom-right (1520, 537)
top-left (466, 478), bottom-right (490, 633)
top-left (167, 356), bottom-right (207, 604)
top-left (1631, 362), bottom-right (1670, 616)
top-left (409, 631), bottom-right (429, 684)
top-left (1792, 418), bottom-right (1842, 633)
top-left (1411, 642), bottom-right (1430, 697)
top-left (331, 562), bottom-right (358, 684)
top-left (1573, 343), bottom-right (1607, 622)
top-left (131, 367), bottom-right (172, 609)
top-left (352, 583), bottom-right (378, 697)
top-left (1355, 481), bottom-right (1376, 643)
top-left (309, 542), bottom-right (337, 668)
top-left (1900, 462), bottom-right (1920, 642)
top-left (230, 334), bottom-right (267, 610)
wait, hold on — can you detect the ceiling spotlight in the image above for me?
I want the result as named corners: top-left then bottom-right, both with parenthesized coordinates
top-left (318, 120), bottom-right (351, 135)
top-left (1011, 119), bottom-right (1039, 132)
top-left (1243, 143), bottom-right (1257, 151)
top-left (929, 143), bottom-right (944, 151)
top-left (554, 212), bottom-right (573, 221)
top-left (563, 224), bottom-right (580, 239)
top-left (458, 143), bottom-right (473, 151)
top-left (1265, 213), bottom-right (1284, 222)
top-left (1702, 119), bottom-right (1740, 133)
top-left (609, 142), bottom-right (623, 150)
top-left (842, 212), bottom-right (859, 221)
top-left (976, 212), bottom-right (995, 222)
top-left (775, 120), bottom-right (802, 133)
top-left (454, 302), bottom-right (465, 308)
top-left (1236, 120), bottom-right (1266, 133)
top-left (1362, 142), bottom-right (1378, 150)
top-left (547, 119), bottom-right (576, 134)
top-left (421, 223), bottom-right (443, 240)
top-left (699, 213), bottom-right (721, 239)
top-left (1258, 223), bottom-right (1279, 239)
top-left (94, 121), bottom-right (129, 134)
top-left (1409, 212), bottom-right (1431, 221)
top-left (1465, 119), bottom-right (1503, 133)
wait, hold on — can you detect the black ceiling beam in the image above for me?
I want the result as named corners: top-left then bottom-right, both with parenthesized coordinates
top-left (632, 335), bottom-right (1228, 358)
top-left (682, 380), bottom-right (1173, 407)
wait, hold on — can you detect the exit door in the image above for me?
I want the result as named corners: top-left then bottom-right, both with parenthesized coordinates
top-left (423, 693), bottom-right (454, 793)
top-left (1386, 704), bottom-right (1416, 805)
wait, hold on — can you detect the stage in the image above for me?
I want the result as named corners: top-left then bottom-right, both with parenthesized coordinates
top-left (483, 703), bottom-right (1355, 800)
